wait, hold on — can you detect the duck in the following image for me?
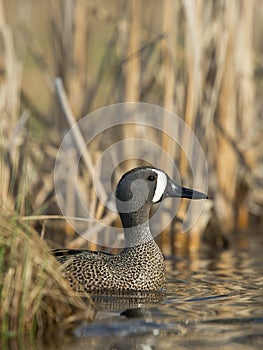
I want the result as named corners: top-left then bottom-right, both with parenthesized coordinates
top-left (52, 166), bottom-right (207, 293)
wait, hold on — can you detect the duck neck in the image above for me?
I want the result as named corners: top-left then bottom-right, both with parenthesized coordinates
top-left (118, 203), bottom-right (155, 247)
top-left (121, 219), bottom-right (154, 247)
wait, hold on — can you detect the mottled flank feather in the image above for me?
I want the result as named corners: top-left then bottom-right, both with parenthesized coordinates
top-left (52, 242), bottom-right (165, 292)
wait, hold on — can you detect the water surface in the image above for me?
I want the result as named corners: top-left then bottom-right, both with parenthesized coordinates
top-left (13, 233), bottom-right (263, 349)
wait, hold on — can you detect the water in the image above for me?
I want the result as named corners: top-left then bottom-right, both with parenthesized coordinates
top-left (47, 232), bottom-right (262, 350)
top-left (10, 233), bottom-right (263, 349)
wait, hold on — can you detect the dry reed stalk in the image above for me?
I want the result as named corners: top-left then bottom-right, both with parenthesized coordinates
top-left (54, 77), bottom-right (107, 203)
top-left (234, 0), bottom-right (255, 230)
top-left (0, 210), bottom-right (95, 337)
top-left (50, 0), bottom-right (86, 123)
top-left (160, 0), bottom-right (177, 254)
top-left (123, 0), bottom-right (142, 170)
top-left (67, 0), bottom-right (88, 117)
top-left (125, 0), bottom-right (141, 102)
top-left (182, 0), bottom-right (202, 128)
top-left (65, 148), bottom-right (77, 243)
top-left (161, 0), bottom-right (177, 170)
top-left (0, 0), bottom-right (23, 212)
top-left (177, 0), bottom-right (204, 252)
top-left (216, 2), bottom-right (239, 234)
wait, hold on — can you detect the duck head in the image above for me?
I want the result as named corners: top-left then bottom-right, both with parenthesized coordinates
top-left (116, 166), bottom-right (207, 228)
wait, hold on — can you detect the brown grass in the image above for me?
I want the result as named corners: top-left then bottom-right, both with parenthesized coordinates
top-left (0, 210), bottom-right (95, 339)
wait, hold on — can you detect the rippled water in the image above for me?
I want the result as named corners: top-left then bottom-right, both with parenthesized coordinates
top-left (45, 232), bottom-right (262, 350)
top-left (11, 233), bottom-right (263, 349)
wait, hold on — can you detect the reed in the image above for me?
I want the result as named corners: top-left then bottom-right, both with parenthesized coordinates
top-left (0, 3), bottom-right (261, 342)
top-left (1, 0), bottom-right (262, 256)
top-left (0, 210), bottom-right (95, 339)
top-left (0, 1), bottom-right (95, 340)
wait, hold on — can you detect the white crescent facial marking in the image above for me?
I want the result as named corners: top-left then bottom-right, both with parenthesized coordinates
top-left (152, 169), bottom-right (167, 203)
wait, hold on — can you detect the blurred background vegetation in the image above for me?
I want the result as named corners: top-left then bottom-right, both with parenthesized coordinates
top-left (0, 0), bottom-right (262, 256)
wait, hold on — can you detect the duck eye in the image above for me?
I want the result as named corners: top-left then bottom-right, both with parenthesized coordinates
top-left (147, 175), bottom-right (156, 181)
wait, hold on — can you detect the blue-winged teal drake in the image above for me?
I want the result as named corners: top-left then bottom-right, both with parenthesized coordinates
top-left (53, 167), bottom-right (207, 292)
